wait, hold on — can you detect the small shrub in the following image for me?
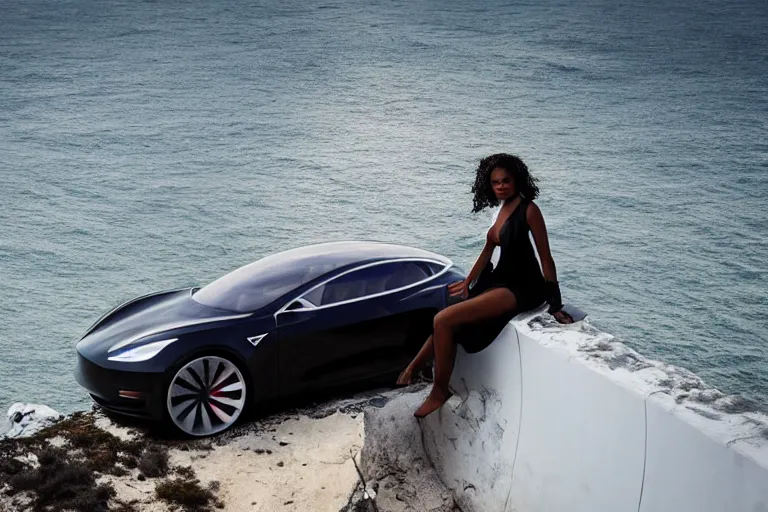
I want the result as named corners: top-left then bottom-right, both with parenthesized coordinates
top-left (156, 478), bottom-right (215, 510)
top-left (7, 447), bottom-right (115, 511)
top-left (174, 465), bottom-right (196, 479)
top-left (138, 447), bottom-right (169, 478)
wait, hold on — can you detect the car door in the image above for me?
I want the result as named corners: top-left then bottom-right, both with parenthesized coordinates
top-left (275, 261), bottom-right (434, 396)
top-left (234, 314), bottom-right (280, 404)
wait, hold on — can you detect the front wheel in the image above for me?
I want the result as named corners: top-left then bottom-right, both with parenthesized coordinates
top-left (166, 355), bottom-right (247, 437)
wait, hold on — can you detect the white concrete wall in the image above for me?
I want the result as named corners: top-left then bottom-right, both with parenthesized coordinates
top-left (421, 307), bottom-right (768, 512)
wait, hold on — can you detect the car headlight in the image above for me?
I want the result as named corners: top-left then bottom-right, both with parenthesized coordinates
top-left (107, 338), bottom-right (177, 363)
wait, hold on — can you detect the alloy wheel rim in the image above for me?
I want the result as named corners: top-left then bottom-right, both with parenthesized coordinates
top-left (167, 356), bottom-right (246, 436)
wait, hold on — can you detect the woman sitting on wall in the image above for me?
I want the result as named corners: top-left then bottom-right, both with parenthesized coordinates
top-left (397, 153), bottom-right (573, 418)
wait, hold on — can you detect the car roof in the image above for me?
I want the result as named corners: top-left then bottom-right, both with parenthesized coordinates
top-left (270, 240), bottom-right (449, 268)
top-left (192, 241), bottom-right (452, 313)
top-left (232, 241), bottom-right (451, 286)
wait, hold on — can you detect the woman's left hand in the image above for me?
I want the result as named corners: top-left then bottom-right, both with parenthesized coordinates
top-left (553, 310), bottom-right (574, 324)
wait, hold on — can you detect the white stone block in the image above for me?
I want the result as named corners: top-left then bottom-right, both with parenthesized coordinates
top-left (506, 331), bottom-right (646, 512)
top-left (640, 393), bottom-right (768, 512)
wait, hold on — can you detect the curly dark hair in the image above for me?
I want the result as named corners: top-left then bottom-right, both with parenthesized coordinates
top-left (471, 153), bottom-right (540, 213)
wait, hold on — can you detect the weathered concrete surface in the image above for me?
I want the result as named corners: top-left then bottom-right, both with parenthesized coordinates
top-left (421, 387), bottom-right (513, 512)
top-left (421, 322), bottom-right (521, 512)
top-left (358, 389), bottom-right (460, 512)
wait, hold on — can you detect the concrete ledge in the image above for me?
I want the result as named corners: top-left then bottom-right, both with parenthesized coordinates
top-left (422, 306), bottom-right (768, 512)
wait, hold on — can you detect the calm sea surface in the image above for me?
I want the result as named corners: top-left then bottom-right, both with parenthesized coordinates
top-left (1, 0), bottom-right (766, 415)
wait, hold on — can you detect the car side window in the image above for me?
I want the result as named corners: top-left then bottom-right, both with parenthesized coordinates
top-left (424, 261), bottom-right (445, 275)
top-left (302, 261), bottom-right (432, 307)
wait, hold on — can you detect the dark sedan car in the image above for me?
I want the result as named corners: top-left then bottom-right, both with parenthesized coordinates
top-left (75, 241), bottom-right (465, 436)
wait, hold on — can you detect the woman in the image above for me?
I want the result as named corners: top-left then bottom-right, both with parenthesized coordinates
top-left (397, 153), bottom-right (573, 418)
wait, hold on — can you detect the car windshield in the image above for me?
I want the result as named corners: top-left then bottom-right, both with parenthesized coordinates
top-left (192, 253), bottom-right (337, 313)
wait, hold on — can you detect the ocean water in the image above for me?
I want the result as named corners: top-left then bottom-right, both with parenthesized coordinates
top-left (1, 0), bottom-right (766, 415)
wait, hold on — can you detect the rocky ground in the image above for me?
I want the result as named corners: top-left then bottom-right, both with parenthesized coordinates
top-left (0, 384), bottom-right (461, 512)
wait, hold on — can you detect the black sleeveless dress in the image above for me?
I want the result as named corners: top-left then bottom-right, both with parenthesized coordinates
top-left (453, 199), bottom-right (548, 354)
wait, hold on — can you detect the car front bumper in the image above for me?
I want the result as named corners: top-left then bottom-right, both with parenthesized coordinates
top-left (74, 352), bottom-right (167, 421)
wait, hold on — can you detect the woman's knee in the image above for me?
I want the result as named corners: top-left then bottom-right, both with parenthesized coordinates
top-left (434, 309), bottom-right (455, 331)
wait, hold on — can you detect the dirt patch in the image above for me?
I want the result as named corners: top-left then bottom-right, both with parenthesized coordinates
top-left (169, 411), bottom-right (364, 511)
top-left (2, 386), bottom-right (455, 512)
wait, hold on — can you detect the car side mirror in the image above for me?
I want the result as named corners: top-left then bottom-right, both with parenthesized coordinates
top-left (284, 297), bottom-right (316, 311)
top-left (285, 301), bottom-right (304, 311)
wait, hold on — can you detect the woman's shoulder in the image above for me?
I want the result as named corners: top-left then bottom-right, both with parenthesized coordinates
top-left (524, 200), bottom-right (545, 224)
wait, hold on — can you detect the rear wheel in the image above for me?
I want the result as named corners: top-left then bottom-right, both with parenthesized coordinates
top-left (166, 355), bottom-right (247, 437)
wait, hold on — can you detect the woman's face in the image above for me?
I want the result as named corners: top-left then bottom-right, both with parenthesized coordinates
top-left (490, 167), bottom-right (516, 200)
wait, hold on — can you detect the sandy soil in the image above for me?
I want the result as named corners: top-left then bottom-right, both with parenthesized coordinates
top-left (1, 385), bottom-right (456, 512)
top-left (0, 385), bottom-right (457, 512)
top-left (170, 411), bottom-right (364, 511)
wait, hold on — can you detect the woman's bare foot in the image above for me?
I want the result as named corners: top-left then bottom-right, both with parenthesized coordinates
top-left (414, 388), bottom-right (452, 418)
top-left (396, 365), bottom-right (415, 385)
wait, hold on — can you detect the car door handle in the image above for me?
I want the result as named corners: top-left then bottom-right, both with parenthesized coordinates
top-left (277, 311), bottom-right (316, 326)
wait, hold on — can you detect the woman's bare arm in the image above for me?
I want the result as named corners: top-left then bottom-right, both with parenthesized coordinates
top-left (527, 203), bottom-right (572, 322)
top-left (467, 239), bottom-right (495, 284)
top-left (448, 237), bottom-right (494, 298)
top-left (526, 202), bottom-right (557, 282)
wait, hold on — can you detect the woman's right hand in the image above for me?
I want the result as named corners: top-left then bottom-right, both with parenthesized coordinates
top-left (448, 279), bottom-right (469, 299)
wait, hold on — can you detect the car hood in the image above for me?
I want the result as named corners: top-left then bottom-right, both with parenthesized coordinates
top-left (76, 288), bottom-right (249, 360)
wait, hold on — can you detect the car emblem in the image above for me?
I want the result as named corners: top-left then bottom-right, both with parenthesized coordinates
top-left (247, 333), bottom-right (268, 347)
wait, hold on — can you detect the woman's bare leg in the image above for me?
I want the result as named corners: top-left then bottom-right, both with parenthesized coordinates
top-left (414, 288), bottom-right (518, 418)
top-left (397, 335), bottom-right (434, 385)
